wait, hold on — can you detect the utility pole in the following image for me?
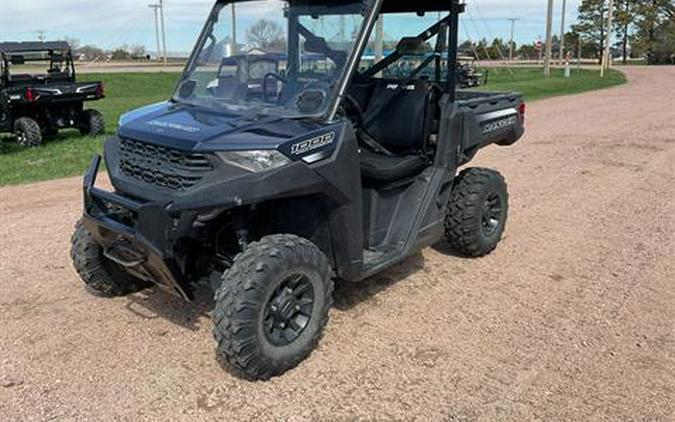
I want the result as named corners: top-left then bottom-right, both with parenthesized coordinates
top-left (601, 0), bottom-right (614, 77)
top-left (374, 15), bottom-right (384, 77)
top-left (231, 4), bottom-right (237, 54)
top-left (507, 18), bottom-right (519, 62)
top-left (543, 0), bottom-right (554, 76)
top-left (558, 0), bottom-right (567, 65)
top-left (375, 16), bottom-right (384, 61)
top-left (149, 4), bottom-right (162, 61)
top-left (159, 0), bottom-right (168, 66)
top-left (338, 15), bottom-right (346, 41)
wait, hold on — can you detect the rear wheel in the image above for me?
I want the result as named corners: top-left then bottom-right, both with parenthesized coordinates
top-left (79, 109), bottom-right (105, 137)
top-left (445, 168), bottom-right (509, 257)
top-left (213, 234), bottom-right (334, 380)
top-left (14, 117), bottom-right (42, 147)
top-left (70, 221), bottom-right (151, 297)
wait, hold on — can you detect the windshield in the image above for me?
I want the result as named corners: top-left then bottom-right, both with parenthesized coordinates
top-left (175, 0), bottom-right (367, 118)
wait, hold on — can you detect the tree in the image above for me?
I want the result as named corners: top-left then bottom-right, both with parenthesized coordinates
top-left (517, 43), bottom-right (538, 60)
top-left (78, 45), bottom-right (104, 61)
top-left (246, 19), bottom-right (286, 50)
top-left (633, 0), bottom-right (674, 63)
top-left (111, 46), bottom-right (131, 61)
top-left (60, 37), bottom-right (81, 51)
top-left (130, 45), bottom-right (147, 59)
top-left (572, 0), bottom-right (608, 63)
top-left (614, 0), bottom-right (638, 63)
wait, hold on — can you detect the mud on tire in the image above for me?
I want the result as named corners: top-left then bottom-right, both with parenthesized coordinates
top-left (14, 117), bottom-right (42, 147)
top-left (445, 167), bottom-right (509, 257)
top-left (213, 234), bottom-right (334, 380)
top-left (79, 109), bottom-right (105, 137)
top-left (70, 221), bottom-right (151, 297)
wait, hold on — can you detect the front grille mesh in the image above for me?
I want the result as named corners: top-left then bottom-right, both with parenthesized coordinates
top-left (119, 138), bottom-right (212, 190)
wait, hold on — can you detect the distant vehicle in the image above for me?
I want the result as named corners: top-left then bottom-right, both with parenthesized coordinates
top-left (0, 41), bottom-right (105, 147)
top-left (384, 53), bottom-right (486, 88)
top-left (72, 0), bottom-right (525, 380)
top-left (457, 54), bottom-right (487, 88)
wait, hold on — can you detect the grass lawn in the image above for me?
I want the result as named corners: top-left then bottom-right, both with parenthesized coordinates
top-left (0, 67), bottom-right (626, 186)
top-left (475, 67), bottom-right (626, 101)
top-left (0, 72), bottom-right (180, 186)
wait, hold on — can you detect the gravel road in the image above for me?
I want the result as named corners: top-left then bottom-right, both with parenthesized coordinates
top-left (1, 66), bottom-right (673, 421)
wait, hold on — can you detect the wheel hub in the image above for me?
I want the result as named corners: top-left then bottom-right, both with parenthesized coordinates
top-left (481, 193), bottom-right (503, 236)
top-left (263, 274), bottom-right (314, 346)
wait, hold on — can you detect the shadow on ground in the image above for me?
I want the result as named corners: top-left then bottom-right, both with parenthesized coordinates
top-left (120, 249), bottom-right (439, 329)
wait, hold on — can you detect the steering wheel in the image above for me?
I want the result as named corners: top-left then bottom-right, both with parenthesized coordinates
top-left (262, 72), bottom-right (288, 102)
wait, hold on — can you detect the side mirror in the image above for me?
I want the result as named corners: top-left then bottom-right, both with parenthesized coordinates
top-left (10, 55), bottom-right (25, 65)
top-left (178, 79), bottom-right (198, 98)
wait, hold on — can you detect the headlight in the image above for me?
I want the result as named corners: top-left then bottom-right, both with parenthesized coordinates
top-left (216, 150), bottom-right (291, 173)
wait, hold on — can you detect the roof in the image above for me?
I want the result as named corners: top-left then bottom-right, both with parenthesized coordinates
top-left (225, 0), bottom-right (465, 14)
top-left (0, 41), bottom-right (71, 54)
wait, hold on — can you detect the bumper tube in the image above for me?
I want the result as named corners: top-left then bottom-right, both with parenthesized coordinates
top-left (82, 154), bottom-right (194, 300)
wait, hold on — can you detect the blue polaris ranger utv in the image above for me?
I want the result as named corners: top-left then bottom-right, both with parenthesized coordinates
top-left (72, 0), bottom-right (525, 379)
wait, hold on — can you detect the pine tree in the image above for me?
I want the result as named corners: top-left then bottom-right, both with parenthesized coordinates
top-left (614, 0), bottom-right (639, 63)
top-left (572, 0), bottom-right (609, 63)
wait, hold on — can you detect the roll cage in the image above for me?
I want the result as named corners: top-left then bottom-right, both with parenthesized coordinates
top-left (181, 0), bottom-right (465, 121)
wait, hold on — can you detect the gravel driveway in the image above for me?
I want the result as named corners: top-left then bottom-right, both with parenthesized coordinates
top-left (0, 66), bottom-right (673, 421)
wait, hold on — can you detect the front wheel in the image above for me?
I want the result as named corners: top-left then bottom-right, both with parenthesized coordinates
top-left (445, 168), bottom-right (509, 257)
top-left (70, 221), bottom-right (151, 297)
top-left (79, 109), bottom-right (105, 137)
top-left (213, 234), bottom-right (334, 380)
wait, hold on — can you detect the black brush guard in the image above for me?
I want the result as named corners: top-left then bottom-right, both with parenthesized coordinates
top-left (81, 155), bottom-right (194, 300)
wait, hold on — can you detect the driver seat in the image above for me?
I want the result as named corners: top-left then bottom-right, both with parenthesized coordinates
top-left (352, 79), bottom-right (436, 183)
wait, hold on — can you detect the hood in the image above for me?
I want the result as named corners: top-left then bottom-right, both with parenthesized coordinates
top-left (117, 101), bottom-right (321, 152)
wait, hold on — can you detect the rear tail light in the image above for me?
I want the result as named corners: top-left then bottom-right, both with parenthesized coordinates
top-left (97, 83), bottom-right (105, 97)
top-left (24, 87), bottom-right (36, 102)
top-left (517, 102), bottom-right (526, 125)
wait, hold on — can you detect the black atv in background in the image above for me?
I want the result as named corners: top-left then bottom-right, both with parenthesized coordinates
top-left (0, 41), bottom-right (105, 147)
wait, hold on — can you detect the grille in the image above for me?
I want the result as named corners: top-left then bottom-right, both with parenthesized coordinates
top-left (119, 138), bottom-right (213, 190)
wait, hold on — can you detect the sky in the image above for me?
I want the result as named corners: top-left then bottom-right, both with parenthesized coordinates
top-left (0, 1), bottom-right (582, 55)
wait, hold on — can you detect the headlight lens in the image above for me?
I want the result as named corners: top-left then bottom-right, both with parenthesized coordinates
top-left (216, 150), bottom-right (291, 173)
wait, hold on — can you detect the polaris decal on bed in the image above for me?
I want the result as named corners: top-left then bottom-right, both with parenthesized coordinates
top-left (478, 108), bottom-right (518, 136)
top-left (290, 131), bottom-right (336, 156)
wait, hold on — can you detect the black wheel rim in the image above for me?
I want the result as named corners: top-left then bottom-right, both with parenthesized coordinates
top-left (263, 273), bottom-right (315, 346)
top-left (481, 193), bottom-right (503, 237)
top-left (16, 130), bottom-right (26, 144)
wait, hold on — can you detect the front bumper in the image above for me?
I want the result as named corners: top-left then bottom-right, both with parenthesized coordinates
top-left (82, 155), bottom-right (195, 300)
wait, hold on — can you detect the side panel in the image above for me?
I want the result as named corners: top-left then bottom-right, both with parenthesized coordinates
top-left (455, 92), bottom-right (525, 164)
top-left (312, 123), bottom-right (365, 280)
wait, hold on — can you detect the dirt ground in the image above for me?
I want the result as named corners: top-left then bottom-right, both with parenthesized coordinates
top-left (1, 66), bottom-right (674, 421)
